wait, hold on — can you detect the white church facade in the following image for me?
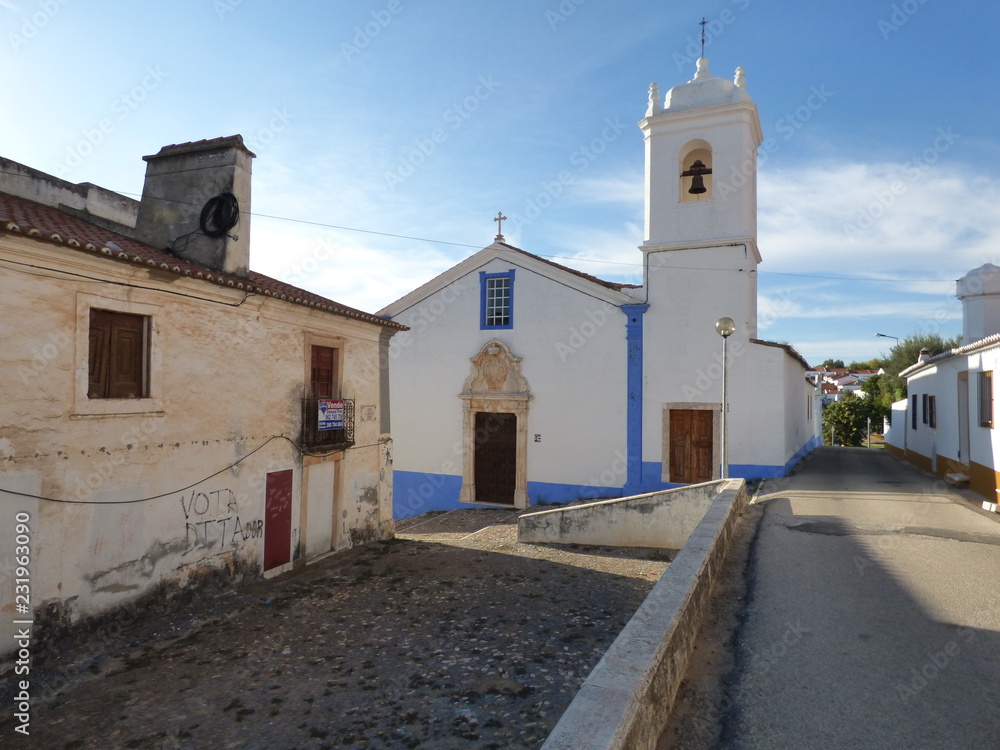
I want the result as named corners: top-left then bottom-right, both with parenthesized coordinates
top-left (380, 59), bottom-right (821, 519)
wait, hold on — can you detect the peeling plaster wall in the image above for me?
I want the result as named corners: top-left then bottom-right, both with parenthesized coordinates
top-left (0, 237), bottom-right (395, 656)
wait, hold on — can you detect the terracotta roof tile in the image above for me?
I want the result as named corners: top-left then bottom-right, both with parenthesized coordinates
top-left (0, 192), bottom-right (405, 330)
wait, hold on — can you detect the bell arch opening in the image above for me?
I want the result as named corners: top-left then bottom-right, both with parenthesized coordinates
top-left (680, 139), bottom-right (713, 202)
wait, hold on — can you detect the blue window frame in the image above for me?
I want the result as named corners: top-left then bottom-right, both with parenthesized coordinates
top-left (480, 270), bottom-right (514, 329)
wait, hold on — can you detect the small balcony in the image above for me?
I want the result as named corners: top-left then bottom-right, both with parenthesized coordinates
top-left (301, 398), bottom-right (355, 452)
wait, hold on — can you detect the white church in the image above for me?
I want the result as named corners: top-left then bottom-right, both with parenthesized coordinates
top-left (379, 58), bottom-right (821, 519)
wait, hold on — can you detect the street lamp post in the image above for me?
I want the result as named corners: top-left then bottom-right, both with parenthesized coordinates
top-left (875, 333), bottom-right (898, 344)
top-left (716, 317), bottom-right (737, 479)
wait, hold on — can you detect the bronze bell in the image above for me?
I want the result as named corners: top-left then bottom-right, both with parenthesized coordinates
top-left (681, 159), bottom-right (712, 195)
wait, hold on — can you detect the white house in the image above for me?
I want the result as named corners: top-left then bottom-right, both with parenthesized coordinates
top-left (885, 264), bottom-right (1000, 510)
top-left (380, 58), bottom-right (820, 519)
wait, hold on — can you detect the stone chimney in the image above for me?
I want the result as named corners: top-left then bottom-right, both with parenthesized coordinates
top-left (956, 264), bottom-right (1000, 344)
top-left (133, 135), bottom-right (255, 276)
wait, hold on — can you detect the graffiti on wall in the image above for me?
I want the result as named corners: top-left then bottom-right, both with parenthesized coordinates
top-left (180, 488), bottom-right (262, 555)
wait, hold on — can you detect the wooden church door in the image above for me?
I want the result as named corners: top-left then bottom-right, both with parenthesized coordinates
top-left (474, 412), bottom-right (517, 505)
top-left (669, 409), bottom-right (714, 483)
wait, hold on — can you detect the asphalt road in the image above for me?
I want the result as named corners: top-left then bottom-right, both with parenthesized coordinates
top-left (721, 447), bottom-right (1000, 749)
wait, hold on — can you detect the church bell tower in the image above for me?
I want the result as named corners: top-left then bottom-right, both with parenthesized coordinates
top-left (638, 55), bottom-right (764, 338)
top-left (639, 56), bottom-right (763, 256)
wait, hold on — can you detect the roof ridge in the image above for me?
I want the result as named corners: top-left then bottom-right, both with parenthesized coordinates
top-left (0, 191), bottom-right (403, 330)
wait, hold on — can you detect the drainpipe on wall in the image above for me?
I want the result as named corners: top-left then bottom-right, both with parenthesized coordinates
top-left (622, 304), bottom-right (649, 495)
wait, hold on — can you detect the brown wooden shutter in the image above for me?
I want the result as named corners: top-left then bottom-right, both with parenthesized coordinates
top-left (310, 346), bottom-right (337, 398)
top-left (109, 313), bottom-right (144, 398)
top-left (88, 309), bottom-right (112, 398)
top-left (89, 309), bottom-right (146, 399)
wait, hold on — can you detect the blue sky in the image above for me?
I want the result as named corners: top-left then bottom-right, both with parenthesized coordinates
top-left (3, 0), bottom-right (998, 364)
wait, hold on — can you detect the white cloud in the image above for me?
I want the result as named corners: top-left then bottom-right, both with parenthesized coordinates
top-left (758, 161), bottom-right (1000, 279)
top-left (572, 168), bottom-right (645, 206)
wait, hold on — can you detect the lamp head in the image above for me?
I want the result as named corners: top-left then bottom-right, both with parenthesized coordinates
top-left (715, 316), bottom-right (737, 338)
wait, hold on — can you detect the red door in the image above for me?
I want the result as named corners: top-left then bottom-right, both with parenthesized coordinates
top-left (264, 470), bottom-right (293, 571)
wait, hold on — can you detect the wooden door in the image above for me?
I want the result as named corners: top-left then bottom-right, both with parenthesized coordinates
top-left (474, 412), bottom-right (516, 505)
top-left (264, 469), bottom-right (294, 571)
top-left (669, 409), bottom-right (714, 483)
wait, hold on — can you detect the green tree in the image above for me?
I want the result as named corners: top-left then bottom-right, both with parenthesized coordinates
top-left (860, 373), bottom-right (892, 430)
top-left (822, 392), bottom-right (869, 446)
top-left (821, 358), bottom-right (845, 369)
top-left (848, 358), bottom-right (882, 370)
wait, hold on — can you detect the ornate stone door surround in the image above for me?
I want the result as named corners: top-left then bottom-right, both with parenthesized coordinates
top-left (459, 338), bottom-right (532, 508)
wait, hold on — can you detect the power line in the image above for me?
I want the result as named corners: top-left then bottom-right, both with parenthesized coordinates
top-left (0, 435), bottom-right (389, 505)
top-left (0, 169), bottom-right (962, 285)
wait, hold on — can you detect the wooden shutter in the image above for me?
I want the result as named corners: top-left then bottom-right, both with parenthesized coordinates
top-left (311, 346), bottom-right (337, 399)
top-left (88, 309), bottom-right (112, 398)
top-left (109, 313), bottom-right (144, 398)
top-left (89, 309), bottom-right (146, 399)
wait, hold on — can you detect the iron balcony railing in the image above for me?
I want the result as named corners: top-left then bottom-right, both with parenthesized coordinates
top-left (301, 397), bottom-right (355, 451)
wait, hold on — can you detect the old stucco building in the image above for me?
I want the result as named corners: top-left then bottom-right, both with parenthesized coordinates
top-left (0, 136), bottom-right (403, 653)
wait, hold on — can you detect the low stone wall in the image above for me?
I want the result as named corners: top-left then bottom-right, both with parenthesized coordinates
top-left (517, 482), bottom-right (722, 550)
top-left (539, 478), bottom-right (748, 750)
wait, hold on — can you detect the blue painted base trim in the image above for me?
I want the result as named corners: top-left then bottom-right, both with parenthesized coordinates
top-left (623, 462), bottom-right (682, 496)
top-left (728, 464), bottom-right (786, 479)
top-left (729, 435), bottom-right (822, 480)
top-left (785, 435), bottom-right (821, 473)
top-left (527, 481), bottom-right (623, 506)
top-left (393, 470), bottom-right (462, 519)
top-left (393, 436), bottom-right (824, 519)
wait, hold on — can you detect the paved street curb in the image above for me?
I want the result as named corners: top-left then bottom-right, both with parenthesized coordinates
top-left (540, 478), bottom-right (748, 750)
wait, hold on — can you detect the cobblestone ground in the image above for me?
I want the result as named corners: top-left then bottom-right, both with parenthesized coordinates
top-left (3, 508), bottom-right (670, 749)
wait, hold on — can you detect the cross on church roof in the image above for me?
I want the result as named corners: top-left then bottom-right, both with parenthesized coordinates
top-left (699, 17), bottom-right (708, 58)
top-left (494, 211), bottom-right (507, 242)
